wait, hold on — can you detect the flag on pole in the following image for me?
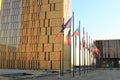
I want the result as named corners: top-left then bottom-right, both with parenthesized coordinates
top-left (82, 27), bottom-right (85, 48)
top-left (66, 29), bottom-right (71, 46)
top-left (55, 17), bottom-right (72, 39)
top-left (71, 27), bottom-right (79, 37)
top-left (92, 43), bottom-right (100, 58)
top-left (60, 17), bottom-right (72, 32)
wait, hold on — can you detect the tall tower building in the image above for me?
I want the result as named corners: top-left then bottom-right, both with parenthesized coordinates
top-left (0, 0), bottom-right (72, 70)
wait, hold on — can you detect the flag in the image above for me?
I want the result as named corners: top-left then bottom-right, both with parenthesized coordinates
top-left (60, 17), bottom-right (72, 32)
top-left (66, 29), bottom-right (71, 46)
top-left (71, 27), bottom-right (79, 37)
top-left (82, 27), bottom-right (85, 48)
top-left (92, 44), bottom-right (99, 54)
top-left (55, 17), bottom-right (72, 39)
top-left (86, 46), bottom-right (90, 52)
top-left (89, 45), bottom-right (94, 53)
top-left (92, 43), bottom-right (100, 58)
top-left (80, 40), bottom-right (82, 50)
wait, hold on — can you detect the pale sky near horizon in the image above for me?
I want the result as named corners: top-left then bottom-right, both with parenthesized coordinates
top-left (72, 0), bottom-right (120, 40)
top-left (0, 0), bottom-right (120, 40)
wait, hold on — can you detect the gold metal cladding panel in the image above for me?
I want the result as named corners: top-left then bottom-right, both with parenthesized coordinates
top-left (28, 21), bottom-right (32, 27)
top-left (52, 61), bottom-right (60, 70)
top-left (44, 43), bottom-right (53, 52)
top-left (47, 11), bottom-right (62, 19)
top-left (39, 12), bottom-right (46, 19)
top-left (55, 3), bottom-right (63, 11)
top-left (42, 0), bottom-right (49, 4)
top-left (30, 6), bottom-right (34, 13)
top-left (50, 18), bottom-right (62, 26)
top-left (25, 44), bottom-right (30, 53)
top-left (45, 52), bottom-right (50, 61)
top-left (41, 4), bottom-right (50, 11)
top-left (40, 19), bottom-right (45, 27)
top-left (35, 20), bottom-right (40, 28)
top-left (49, 35), bottom-right (63, 43)
top-left (39, 52), bottom-right (45, 60)
top-left (23, 14), bottom-right (28, 21)
top-left (29, 0), bottom-right (42, 6)
top-left (25, 60), bottom-right (29, 69)
top-left (47, 27), bottom-right (51, 35)
top-left (45, 19), bottom-right (49, 27)
top-left (28, 14), bottom-right (31, 20)
top-left (40, 61), bottom-right (51, 69)
top-left (39, 35), bottom-right (48, 43)
top-left (25, 53), bottom-right (30, 60)
top-left (37, 44), bottom-right (43, 52)
top-left (52, 27), bottom-right (61, 35)
top-left (50, 3), bottom-right (55, 11)
top-left (34, 6), bottom-right (39, 13)
top-left (49, 0), bottom-right (62, 3)
top-left (20, 44), bottom-right (26, 52)
top-left (34, 28), bottom-right (38, 35)
top-left (4, 60), bottom-right (7, 69)
top-left (50, 52), bottom-right (60, 61)
top-left (54, 43), bottom-right (62, 52)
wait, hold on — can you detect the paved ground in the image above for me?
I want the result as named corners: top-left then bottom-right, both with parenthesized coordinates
top-left (0, 68), bottom-right (120, 80)
top-left (34, 68), bottom-right (120, 80)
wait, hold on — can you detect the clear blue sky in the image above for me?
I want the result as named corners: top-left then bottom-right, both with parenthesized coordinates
top-left (72, 0), bottom-right (120, 40)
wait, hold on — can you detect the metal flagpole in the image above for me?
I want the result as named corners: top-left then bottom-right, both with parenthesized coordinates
top-left (61, 19), bottom-right (64, 76)
top-left (59, 18), bottom-right (64, 78)
top-left (59, 50), bottom-right (61, 78)
top-left (83, 27), bottom-right (86, 74)
top-left (86, 32), bottom-right (88, 73)
top-left (116, 40), bottom-right (118, 69)
top-left (89, 36), bottom-right (91, 70)
top-left (116, 40), bottom-right (118, 59)
top-left (79, 21), bottom-right (81, 75)
top-left (91, 39), bottom-right (94, 70)
top-left (104, 40), bottom-right (106, 69)
top-left (69, 19), bottom-right (72, 74)
top-left (75, 36), bottom-right (77, 73)
top-left (72, 12), bottom-right (75, 77)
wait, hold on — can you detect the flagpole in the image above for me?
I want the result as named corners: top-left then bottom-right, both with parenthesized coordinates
top-left (79, 21), bottom-right (81, 75)
top-left (72, 12), bottom-right (75, 77)
top-left (83, 27), bottom-right (86, 74)
top-left (91, 39), bottom-right (93, 70)
top-left (116, 40), bottom-right (118, 59)
top-left (62, 30), bottom-right (64, 76)
top-left (116, 40), bottom-right (118, 69)
top-left (108, 40), bottom-right (110, 58)
top-left (61, 18), bottom-right (64, 76)
top-left (75, 36), bottom-right (77, 73)
top-left (89, 36), bottom-right (91, 70)
top-left (104, 40), bottom-right (106, 69)
top-left (69, 20), bottom-right (72, 74)
top-left (86, 32), bottom-right (88, 73)
top-left (103, 40), bottom-right (105, 69)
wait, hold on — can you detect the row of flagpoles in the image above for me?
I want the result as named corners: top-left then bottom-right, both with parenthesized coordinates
top-left (56, 12), bottom-right (100, 77)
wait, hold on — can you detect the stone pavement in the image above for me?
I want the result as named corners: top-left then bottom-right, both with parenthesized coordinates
top-left (34, 68), bottom-right (120, 80)
top-left (0, 68), bottom-right (120, 80)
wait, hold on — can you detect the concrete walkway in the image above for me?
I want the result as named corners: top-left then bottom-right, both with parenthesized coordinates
top-left (0, 68), bottom-right (120, 80)
top-left (36, 69), bottom-right (120, 80)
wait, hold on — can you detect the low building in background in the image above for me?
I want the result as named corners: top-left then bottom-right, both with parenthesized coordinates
top-left (95, 39), bottom-right (120, 68)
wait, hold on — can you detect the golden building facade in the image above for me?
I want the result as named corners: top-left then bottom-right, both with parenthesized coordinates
top-left (0, 0), bottom-right (72, 70)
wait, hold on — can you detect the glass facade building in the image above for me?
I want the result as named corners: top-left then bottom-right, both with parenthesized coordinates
top-left (95, 39), bottom-right (120, 68)
top-left (0, 0), bottom-right (72, 70)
